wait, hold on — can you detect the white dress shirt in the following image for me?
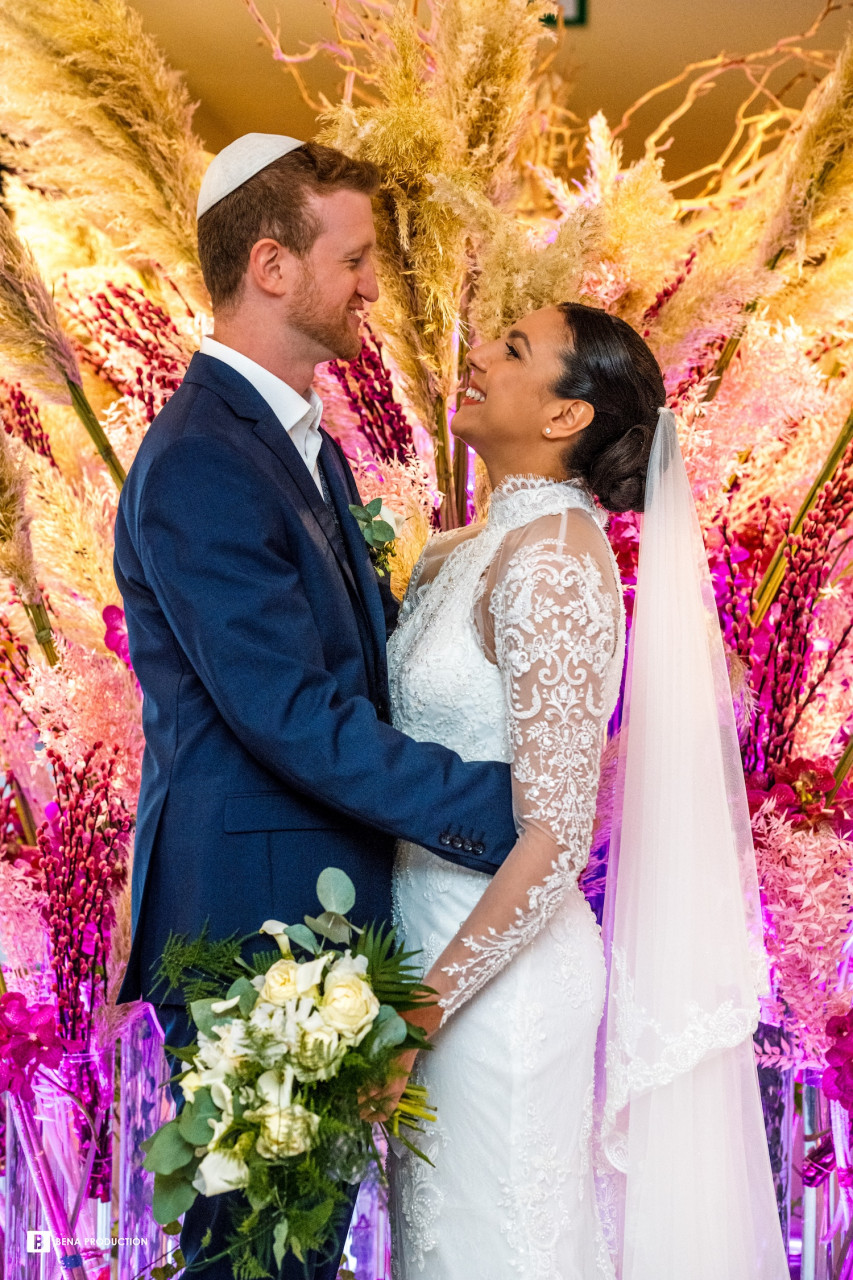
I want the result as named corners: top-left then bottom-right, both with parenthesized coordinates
top-left (200, 336), bottom-right (325, 493)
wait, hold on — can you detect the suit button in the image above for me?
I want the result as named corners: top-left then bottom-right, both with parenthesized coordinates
top-left (472, 842), bottom-right (485, 856)
top-left (451, 836), bottom-right (463, 849)
top-left (462, 840), bottom-right (473, 853)
top-left (439, 834), bottom-right (451, 846)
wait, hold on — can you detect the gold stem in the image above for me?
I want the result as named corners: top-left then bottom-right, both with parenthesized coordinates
top-left (702, 251), bottom-right (785, 404)
top-left (453, 439), bottom-right (469, 527)
top-left (433, 396), bottom-right (459, 531)
top-left (67, 380), bottom-right (126, 490)
top-left (453, 319), bottom-right (471, 528)
top-left (751, 404), bottom-right (853, 627)
top-left (23, 598), bottom-right (59, 667)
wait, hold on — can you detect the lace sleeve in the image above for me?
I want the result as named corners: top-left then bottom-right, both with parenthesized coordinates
top-left (428, 509), bottom-right (621, 1020)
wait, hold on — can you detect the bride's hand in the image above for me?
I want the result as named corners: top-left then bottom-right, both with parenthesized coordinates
top-left (360, 1047), bottom-right (418, 1123)
top-left (359, 1001), bottom-right (442, 1122)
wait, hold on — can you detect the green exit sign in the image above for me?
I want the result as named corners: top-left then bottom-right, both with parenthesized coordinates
top-left (541, 1), bottom-right (587, 26)
top-left (558, 0), bottom-right (587, 24)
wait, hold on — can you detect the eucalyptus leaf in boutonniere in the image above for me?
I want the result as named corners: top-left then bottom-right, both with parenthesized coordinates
top-left (348, 497), bottom-right (406, 576)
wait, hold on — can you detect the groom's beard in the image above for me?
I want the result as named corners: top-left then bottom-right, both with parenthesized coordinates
top-left (289, 266), bottom-right (362, 361)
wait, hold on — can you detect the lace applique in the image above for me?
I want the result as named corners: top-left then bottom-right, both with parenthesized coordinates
top-left (391, 1058), bottom-right (449, 1276)
top-left (489, 474), bottom-right (607, 533)
top-left (388, 475), bottom-right (623, 1280)
top-left (602, 945), bottom-right (760, 1171)
top-left (438, 544), bottom-right (619, 1017)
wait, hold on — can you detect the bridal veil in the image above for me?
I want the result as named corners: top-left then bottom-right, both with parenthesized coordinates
top-left (600, 409), bottom-right (789, 1277)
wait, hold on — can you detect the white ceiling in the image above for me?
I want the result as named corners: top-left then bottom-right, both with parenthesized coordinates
top-left (130, 0), bottom-right (850, 182)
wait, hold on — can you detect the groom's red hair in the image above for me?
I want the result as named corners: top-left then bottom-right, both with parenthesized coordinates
top-left (197, 141), bottom-right (380, 309)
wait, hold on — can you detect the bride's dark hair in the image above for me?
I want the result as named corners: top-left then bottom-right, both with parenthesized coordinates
top-left (553, 302), bottom-right (666, 513)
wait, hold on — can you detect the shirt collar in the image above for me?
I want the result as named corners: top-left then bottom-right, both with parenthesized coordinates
top-left (200, 336), bottom-right (323, 436)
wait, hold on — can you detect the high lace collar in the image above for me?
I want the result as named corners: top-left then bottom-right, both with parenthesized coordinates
top-left (487, 474), bottom-right (607, 533)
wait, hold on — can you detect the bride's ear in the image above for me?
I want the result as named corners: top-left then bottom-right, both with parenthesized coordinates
top-left (542, 398), bottom-right (594, 441)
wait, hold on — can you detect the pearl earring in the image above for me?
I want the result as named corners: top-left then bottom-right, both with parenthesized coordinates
top-left (545, 427), bottom-right (552, 435)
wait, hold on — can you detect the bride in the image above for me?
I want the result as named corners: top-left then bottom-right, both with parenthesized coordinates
top-left (383, 302), bottom-right (789, 1279)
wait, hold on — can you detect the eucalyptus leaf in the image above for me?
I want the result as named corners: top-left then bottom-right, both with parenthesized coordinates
top-left (304, 911), bottom-right (352, 945)
top-left (273, 1219), bottom-right (290, 1269)
top-left (316, 867), bottom-right (357, 915)
top-left (142, 1120), bottom-right (196, 1175)
top-left (365, 497), bottom-right (383, 516)
top-left (227, 975), bottom-right (259, 1016)
top-left (372, 520), bottom-right (396, 543)
top-left (286, 923), bottom-right (320, 955)
top-left (367, 1008), bottom-right (408, 1058)
top-left (189, 997), bottom-right (230, 1038)
top-left (178, 1088), bottom-right (221, 1147)
top-left (347, 503), bottom-right (368, 521)
top-left (152, 1169), bottom-right (198, 1226)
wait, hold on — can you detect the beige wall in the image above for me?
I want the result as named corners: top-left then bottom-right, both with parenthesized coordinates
top-left (131, 0), bottom-right (849, 181)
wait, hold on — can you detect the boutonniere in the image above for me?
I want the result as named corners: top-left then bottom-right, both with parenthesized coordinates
top-left (348, 498), bottom-right (406, 576)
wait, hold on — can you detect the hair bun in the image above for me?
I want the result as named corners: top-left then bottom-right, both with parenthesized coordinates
top-left (589, 421), bottom-right (654, 513)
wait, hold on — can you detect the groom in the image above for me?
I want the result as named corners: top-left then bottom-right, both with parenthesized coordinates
top-left (114, 134), bottom-right (517, 1277)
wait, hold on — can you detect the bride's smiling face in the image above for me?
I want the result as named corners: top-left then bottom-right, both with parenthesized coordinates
top-left (453, 306), bottom-right (593, 482)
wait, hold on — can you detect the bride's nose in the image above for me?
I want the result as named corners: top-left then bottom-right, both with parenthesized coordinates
top-left (466, 345), bottom-right (487, 375)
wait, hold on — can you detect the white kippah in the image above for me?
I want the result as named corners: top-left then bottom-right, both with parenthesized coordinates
top-left (197, 133), bottom-right (304, 218)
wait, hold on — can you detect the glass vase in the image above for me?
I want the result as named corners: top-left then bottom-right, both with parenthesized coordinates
top-left (117, 1006), bottom-right (177, 1279)
top-left (29, 1047), bottom-right (114, 1277)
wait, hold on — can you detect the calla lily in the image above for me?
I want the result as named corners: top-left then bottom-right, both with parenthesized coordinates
top-left (210, 995), bottom-right (241, 1014)
top-left (260, 919), bottom-right (293, 957)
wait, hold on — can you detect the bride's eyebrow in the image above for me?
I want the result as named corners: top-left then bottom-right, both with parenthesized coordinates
top-left (506, 328), bottom-right (532, 357)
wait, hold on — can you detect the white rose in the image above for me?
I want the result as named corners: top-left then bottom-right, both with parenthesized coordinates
top-left (258, 959), bottom-right (300, 1005)
top-left (295, 1019), bottom-right (346, 1083)
top-left (192, 1149), bottom-right (250, 1197)
top-left (245, 1067), bottom-right (319, 1158)
top-left (260, 956), bottom-right (329, 1006)
top-left (320, 963), bottom-right (379, 1043)
top-left (249, 1103), bottom-right (320, 1160)
top-left (378, 503), bottom-right (406, 539)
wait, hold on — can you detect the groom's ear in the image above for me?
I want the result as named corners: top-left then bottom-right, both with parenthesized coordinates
top-left (246, 237), bottom-right (302, 299)
top-left (542, 397), bottom-right (594, 442)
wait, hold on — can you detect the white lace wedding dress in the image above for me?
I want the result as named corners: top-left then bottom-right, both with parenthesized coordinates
top-left (387, 476), bottom-right (624, 1280)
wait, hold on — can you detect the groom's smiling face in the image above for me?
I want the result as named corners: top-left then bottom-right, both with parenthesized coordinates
top-left (287, 189), bottom-right (380, 362)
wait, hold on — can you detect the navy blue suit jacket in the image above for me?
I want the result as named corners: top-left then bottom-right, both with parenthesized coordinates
top-left (114, 353), bottom-right (516, 1005)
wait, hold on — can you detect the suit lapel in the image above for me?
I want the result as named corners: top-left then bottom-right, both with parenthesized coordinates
top-left (251, 412), bottom-right (358, 591)
top-left (184, 354), bottom-right (385, 689)
top-left (318, 435), bottom-right (389, 686)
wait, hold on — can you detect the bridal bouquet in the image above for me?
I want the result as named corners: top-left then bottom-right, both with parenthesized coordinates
top-left (142, 868), bottom-right (435, 1276)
